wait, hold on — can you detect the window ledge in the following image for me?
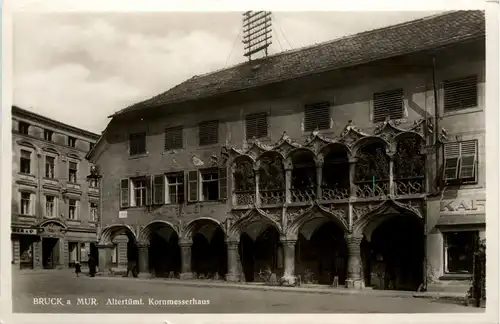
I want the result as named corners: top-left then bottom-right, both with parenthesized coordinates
top-left (129, 153), bottom-right (149, 160)
top-left (443, 107), bottom-right (483, 117)
top-left (18, 172), bottom-right (36, 178)
top-left (197, 144), bottom-right (220, 150)
top-left (439, 274), bottom-right (472, 281)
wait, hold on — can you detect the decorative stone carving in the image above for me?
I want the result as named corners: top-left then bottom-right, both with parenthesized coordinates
top-left (285, 206), bottom-right (313, 223)
top-left (40, 222), bottom-right (66, 237)
top-left (352, 202), bottom-right (384, 224)
top-left (256, 207), bottom-right (282, 224)
top-left (393, 199), bottom-right (423, 218)
top-left (318, 204), bottom-right (348, 227)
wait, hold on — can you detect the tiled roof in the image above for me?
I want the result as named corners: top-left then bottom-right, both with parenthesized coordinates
top-left (113, 10), bottom-right (485, 117)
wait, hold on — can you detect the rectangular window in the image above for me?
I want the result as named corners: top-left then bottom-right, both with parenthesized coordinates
top-left (20, 150), bottom-right (31, 174)
top-left (45, 196), bottom-right (55, 217)
top-left (165, 126), bottom-right (183, 150)
top-left (44, 129), bottom-right (53, 142)
top-left (443, 76), bottom-right (478, 112)
top-left (131, 178), bottom-right (147, 207)
top-left (112, 244), bottom-right (118, 264)
top-left (19, 122), bottom-right (30, 135)
top-left (69, 162), bottom-right (78, 183)
top-left (68, 199), bottom-right (78, 220)
top-left (120, 179), bottom-right (130, 208)
top-left (129, 132), bottom-right (146, 155)
top-left (45, 156), bottom-right (55, 178)
top-left (90, 202), bottom-right (98, 222)
top-left (68, 136), bottom-right (76, 147)
top-left (443, 140), bottom-right (478, 183)
top-left (20, 192), bottom-right (31, 215)
top-left (373, 88), bottom-right (404, 123)
top-left (166, 173), bottom-right (184, 204)
top-left (245, 112), bottom-right (268, 140)
top-left (304, 101), bottom-right (331, 132)
top-left (201, 169), bottom-right (219, 201)
top-left (188, 171), bottom-right (199, 202)
top-left (199, 120), bottom-right (219, 146)
top-left (444, 231), bottom-right (478, 274)
top-left (89, 178), bottom-right (98, 188)
top-left (153, 175), bottom-right (164, 205)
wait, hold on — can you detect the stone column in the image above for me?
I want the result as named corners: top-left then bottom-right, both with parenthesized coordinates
top-left (225, 240), bottom-right (240, 282)
top-left (11, 239), bottom-right (20, 269)
top-left (285, 162), bottom-right (293, 204)
top-left (137, 243), bottom-right (150, 278)
top-left (348, 158), bottom-right (357, 198)
top-left (179, 242), bottom-right (193, 280)
top-left (316, 158), bottom-right (324, 200)
top-left (388, 151), bottom-right (395, 196)
top-left (281, 239), bottom-right (297, 277)
top-left (97, 243), bottom-right (114, 274)
top-left (33, 240), bottom-right (43, 270)
top-left (254, 166), bottom-right (261, 206)
top-left (345, 233), bottom-right (364, 289)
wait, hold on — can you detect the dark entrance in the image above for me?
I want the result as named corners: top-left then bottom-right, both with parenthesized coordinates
top-left (89, 242), bottom-right (99, 265)
top-left (18, 236), bottom-right (36, 269)
top-left (239, 227), bottom-right (280, 282)
top-left (149, 232), bottom-right (181, 277)
top-left (42, 237), bottom-right (59, 269)
top-left (191, 228), bottom-right (227, 278)
top-left (296, 222), bottom-right (347, 285)
top-left (369, 215), bottom-right (424, 291)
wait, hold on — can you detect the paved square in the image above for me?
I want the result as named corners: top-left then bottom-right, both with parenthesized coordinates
top-left (12, 270), bottom-right (483, 313)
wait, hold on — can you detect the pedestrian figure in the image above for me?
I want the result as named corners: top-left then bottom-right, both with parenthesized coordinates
top-left (88, 254), bottom-right (96, 277)
top-left (74, 261), bottom-right (82, 277)
top-left (123, 260), bottom-right (138, 278)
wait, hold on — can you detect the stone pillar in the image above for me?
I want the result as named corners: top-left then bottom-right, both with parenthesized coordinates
top-left (345, 233), bottom-right (364, 289)
top-left (137, 243), bottom-right (150, 278)
top-left (225, 240), bottom-right (240, 282)
top-left (254, 166), bottom-right (261, 206)
top-left (388, 151), bottom-right (395, 196)
top-left (281, 239), bottom-right (297, 277)
top-left (11, 238), bottom-right (20, 269)
top-left (316, 159), bottom-right (323, 200)
top-left (33, 240), bottom-right (43, 270)
top-left (349, 158), bottom-right (357, 198)
top-left (285, 163), bottom-right (292, 204)
top-left (97, 244), bottom-right (114, 274)
top-left (179, 242), bottom-right (193, 279)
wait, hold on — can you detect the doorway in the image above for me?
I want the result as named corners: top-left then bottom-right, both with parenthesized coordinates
top-left (42, 237), bottom-right (59, 269)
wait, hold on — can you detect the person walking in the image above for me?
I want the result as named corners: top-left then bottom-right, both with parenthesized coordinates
top-left (74, 261), bottom-right (82, 277)
top-left (123, 259), bottom-right (138, 278)
top-left (88, 254), bottom-right (97, 277)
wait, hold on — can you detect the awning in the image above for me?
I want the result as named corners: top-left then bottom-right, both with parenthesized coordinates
top-left (436, 213), bottom-right (486, 227)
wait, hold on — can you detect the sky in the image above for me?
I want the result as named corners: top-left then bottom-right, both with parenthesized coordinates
top-left (13, 11), bottom-right (443, 134)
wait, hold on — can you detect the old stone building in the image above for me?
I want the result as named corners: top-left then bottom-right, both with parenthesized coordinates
top-left (11, 106), bottom-right (100, 270)
top-left (87, 11), bottom-right (486, 292)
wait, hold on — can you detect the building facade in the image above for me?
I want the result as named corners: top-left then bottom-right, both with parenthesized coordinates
top-left (88, 11), bottom-right (486, 291)
top-left (11, 106), bottom-right (100, 270)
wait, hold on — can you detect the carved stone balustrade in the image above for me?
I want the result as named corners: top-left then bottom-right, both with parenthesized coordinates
top-left (354, 180), bottom-right (390, 199)
top-left (394, 177), bottom-right (425, 196)
top-left (290, 187), bottom-right (316, 203)
top-left (320, 185), bottom-right (349, 201)
top-left (234, 190), bottom-right (256, 205)
top-left (259, 189), bottom-right (285, 205)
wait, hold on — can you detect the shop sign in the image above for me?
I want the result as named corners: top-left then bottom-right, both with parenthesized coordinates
top-left (12, 227), bottom-right (38, 235)
top-left (440, 198), bottom-right (486, 213)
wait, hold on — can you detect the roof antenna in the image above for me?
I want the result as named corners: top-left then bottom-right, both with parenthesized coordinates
top-left (242, 11), bottom-right (273, 63)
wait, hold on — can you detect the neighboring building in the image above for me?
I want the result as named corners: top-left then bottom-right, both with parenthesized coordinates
top-left (87, 11), bottom-right (486, 292)
top-left (11, 106), bottom-right (100, 270)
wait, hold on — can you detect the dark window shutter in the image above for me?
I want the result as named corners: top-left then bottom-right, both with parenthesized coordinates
top-left (443, 142), bottom-right (460, 181)
top-left (459, 140), bottom-right (478, 180)
top-left (165, 126), bottom-right (183, 150)
top-left (146, 176), bottom-right (152, 206)
top-left (153, 175), bottom-right (165, 205)
top-left (188, 170), bottom-right (199, 202)
top-left (444, 76), bottom-right (477, 112)
top-left (304, 101), bottom-right (331, 132)
top-left (120, 179), bottom-right (129, 208)
top-left (199, 120), bottom-right (219, 146)
top-left (373, 89), bottom-right (404, 123)
top-left (218, 167), bottom-right (228, 200)
top-left (178, 176), bottom-right (185, 204)
top-left (245, 112), bottom-right (268, 139)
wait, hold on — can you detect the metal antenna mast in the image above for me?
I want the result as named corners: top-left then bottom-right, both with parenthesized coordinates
top-left (242, 11), bottom-right (272, 61)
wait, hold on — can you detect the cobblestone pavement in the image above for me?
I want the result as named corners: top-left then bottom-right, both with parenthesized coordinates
top-left (12, 270), bottom-right (483, 313)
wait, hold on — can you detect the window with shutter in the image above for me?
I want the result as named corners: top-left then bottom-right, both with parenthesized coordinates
top-left (129, 132), bottom-right (146, 155)
top-left (443, 140), bottom-right (478, 183)
top-left (443, 76), bottom-right (477, 112)
top-left (373, 89), bottom-right (404, 123)
top-left (245, 112), bottom-right (268, 140)
top-left (188, 170), bottom-right (199, 202)
top-left (218, 167), bottom-right (228, 200)
top-left (146, 176), bottom-right (152, 205)
top-left (165, 126), bottom-right (183, 150)
top-left (199, 120), bottom-right (219, 146)
top-left (304, 102), bottom-right (330, 132)
top-left (153, 175), bottom-right (165, 205)
top-left (120, 179), bottom-right (129, 208)
top-left (166, 173), bottom-right (184, 204)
